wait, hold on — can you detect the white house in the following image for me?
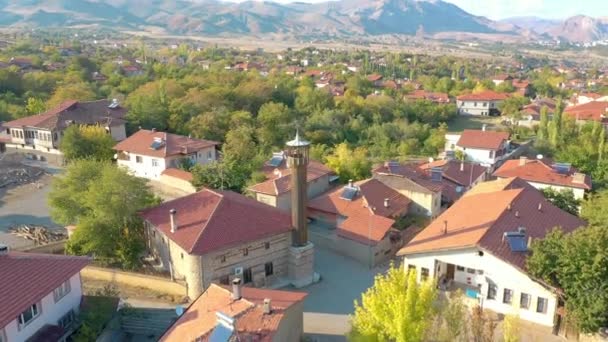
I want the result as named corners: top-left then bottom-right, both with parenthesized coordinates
top-left (398, 178), bottom-right (586, 331)
top-left (114, 129), bottom-right (219, 180)
top-left (446, 128), bottom-right (511, 170)
top-left (494, 157), bottom-right (591, 200)
top-left (456, 90), bottom-right (509, 116)
top-left (0, 248), bottom-right (90, 342)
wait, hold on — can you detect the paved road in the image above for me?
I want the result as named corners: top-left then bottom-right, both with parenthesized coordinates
top-left (302, 246), bottom-right (391, 341)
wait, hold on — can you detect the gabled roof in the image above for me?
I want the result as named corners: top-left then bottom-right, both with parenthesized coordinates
top-left (308, 179), bottom-right (410, 245)
top-left (398, 178), bottom-right (585, 271)
top-left (456, 90), bottom-right (509, 101)
top-left (367, 73), bottom-right (383, 82)
top-left (564, 101), bottom-right (608, 122)
top-left (493, 159), bottom-right (591, 190)
top-left (418, 160), bottom-right (488, 203)
top-left (139, 189), bottom-right (292, 255)
top-left (249, 158), bottom-right (332, 196)
top-left (456, 129), bottom-right (510, 150)
top-left (373, 162), bottom-right (443, 193)
top-left (405, 90), bottom-right (450, 103)
top-left (0, 252), bottom-right (90, 329)
top-left (4, 99), bottom-right (127, 130)
top-left (160, 284), bottom-right (307, 341)
top-left (113, 129), bottom-right (219, 158)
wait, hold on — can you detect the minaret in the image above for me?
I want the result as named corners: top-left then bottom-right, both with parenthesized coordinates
top-left (286, 130), bottom-right (309, 246)
top-left (285, 130), bottom-right (318, 287)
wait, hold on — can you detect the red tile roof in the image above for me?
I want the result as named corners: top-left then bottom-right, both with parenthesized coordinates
top-left (493, 74), bottom-right (513, 81)
top-left (249, 158), bottom-right (332, 196)
top-left (161, 168), bottom-right (194, 182)
top-left (0, 252), bottom-right (90, 329)
top-left (564, 101), bottom-right (608, 122)
top-left (398, 178), bottom-right (586, 271)
top-left (456, 90), bottom-right (509, 101)
top-left (418, 160), bottom-right (488, 202)
top-left (456, 129), bottom-right (510, 150)
top-left (373, 162), bottom-right (444, 193)
top-left (139, 189), bottom-right (293, 255)
top-left (493, 159), bottom-right (591, 190)
top-left (4, 100), bottom-right (127, 130)
top-left (114, 129), bottom-right (219, 158)
top-left (160, 284), bottom-right (306, 341)
top-left (308, 179), bottom-right (410, 245)
top-left (405, 90), bottom-right (450, 103)
top-left (367, 74), bottom-right (383, 82)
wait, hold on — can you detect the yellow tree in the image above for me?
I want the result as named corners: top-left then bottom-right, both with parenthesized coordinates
top-left (325, 143), bottom-right (371, 182)
top-left (351, 265), bottom-right (437, 342)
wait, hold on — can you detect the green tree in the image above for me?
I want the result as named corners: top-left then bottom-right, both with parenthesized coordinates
top-left (503, 315), bottom-right (521, 342)
top-left (581, 189), bottom-right (608, 227)
top-left (326, 143), bottom-right (372, 182)
top-left (537, 106), bottom-right (549, 143)
top-left (257, 102), bottom-right (293, 149)
top-left (59, 125), bottom-right (116, 162)
top-left (499, 96), bottom-right (528, 123)
top-left (25, 97), bottom-right (46, 114)
top-left (46, 82), bottom-right (97, 108)
top-left (541, 188), bottom-right (580, 216)
top-left (48, 160), bottom-right (158, 268)
top-left (350, 266), bottom-right (438, 342)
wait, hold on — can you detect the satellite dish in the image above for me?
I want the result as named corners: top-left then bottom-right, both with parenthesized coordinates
top-left (536, 154), bottom-right (543, 160)
top-left (175, 306), bottom-right (185, 316)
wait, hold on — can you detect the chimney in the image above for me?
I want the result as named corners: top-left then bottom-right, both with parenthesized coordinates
top-left (519, 156), bottom-right (528, 166)
top-left (527, 236), bottom-right (533, 249)
top-left (515, 210), bottom-right (520, 218)
top-left (348, 179), bottom-right (353, 188)
top-left (263, 298), bottom-right (272, 314)
top-left (482, 124), bottom-right (487, 131)
top-left (232, 278), bottom-right (242, 300)
top-left (460, 162), bottom-right (464, 172)
top-left (538, 202), bottom-right (543, 212)
top-left (384, 198), bottom-right (390, 208)
top-left (0, 243), bottom-right (8, 256)
top-left (443, 220), bottom-right (448, 235)
top-left (170, 209), bottom-right (177, 233)
top-left (152, 127), bottom-right (157, 132)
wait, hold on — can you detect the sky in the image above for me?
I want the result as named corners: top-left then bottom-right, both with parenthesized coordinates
top-left (222, 0), bottom-right (608, 20)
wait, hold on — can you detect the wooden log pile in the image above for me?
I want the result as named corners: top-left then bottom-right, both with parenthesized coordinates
top-left (9, 224), bottom-right (67, 245)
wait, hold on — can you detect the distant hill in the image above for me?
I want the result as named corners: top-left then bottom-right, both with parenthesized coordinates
top-left (502, 15), bottom-right (608, 43)
top-left (0, 0), bottom-right (603, 43)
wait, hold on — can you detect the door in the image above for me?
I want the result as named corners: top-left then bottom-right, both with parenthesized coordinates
top-left (446, 263), bottom-right (455, 281)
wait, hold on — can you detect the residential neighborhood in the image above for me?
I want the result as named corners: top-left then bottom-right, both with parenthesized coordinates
top-left (1, 7), bottom-right (608, 342)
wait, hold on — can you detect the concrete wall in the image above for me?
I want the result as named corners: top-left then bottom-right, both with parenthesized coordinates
top-left (5, 146), bottom-right (64, 165)
top-left (255, 193), bottom-right (278, 208)
top-left (3, 273), bottom-right (83, 342)
top-left (457, 99), bottom-right (502, 116)
top-left (81, 266), bottom-right (187, 297)
top-left (403, 248), bottom-right (558, 327)
top-left (373, 174), bottom-right (441, 217)
top-left (272, 301), bottom-right (305, 342)
top-left (108, 124), bottom-right (127, 141)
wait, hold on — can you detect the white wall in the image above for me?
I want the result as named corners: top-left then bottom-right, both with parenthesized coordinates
top-left (117, 147), bottom-right (217, 180)
top-left (497, 177), bottom-right (586, 200)
top-left (403, 248), bottom-right (557, 327)
top-left (457, 100), bottom-right (502, 116)
top-left (3, 273), bottom-right (83, 342)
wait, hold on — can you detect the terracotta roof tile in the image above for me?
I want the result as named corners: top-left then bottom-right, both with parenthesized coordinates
top-left (456, 129), bottom-right (510, 150)
top-left (4, 100), bottom-right (127, 130)
top-left (139, 189), bottom-right (292, 255)
top-left (398, 178), bottom-right (585, 270)
top-left (250, 158), bottom-right (332, 196)
top-left (0, 252), bottom-right (90, 329)
top-left (457, 90), bottom-right (509, 101)
top-left (419, 160), bottom-right (487, 187)
top-left (160, 284), bottom-right (306, 341)
top-left (494, 159), bottom-right (591, 190)
top-left (564, 101), bottom-right (608, 122)
top-left (308, 179), bottom-right (410, 245)
top-left (114, 129), bottom-right (219, 158)
top-left (373, 162), bottom-right (443, 193)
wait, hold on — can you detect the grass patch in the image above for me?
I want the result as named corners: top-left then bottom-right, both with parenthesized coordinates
top-left (447, 115), bottom-right (502, 133)
top-left (72, 296), bottom-right (120, 342)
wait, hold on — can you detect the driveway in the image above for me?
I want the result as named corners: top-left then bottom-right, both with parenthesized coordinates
top-left (303, 246), bottom-right (392, 341)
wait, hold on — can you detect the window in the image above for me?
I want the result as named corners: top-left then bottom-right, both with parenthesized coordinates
top-left (208, 151), bottom-right (212, 160)
top-left (18, 303), bottom-right (40, 328)
top-left (407, 265), bottom-right (416, 273)
top-left (34, 131), bottom-right (38, 139)
top-left (477, 270), bottom-right (484, 275)
top-left (503, 288), bottom-right (513, 304)
top-left (220, 255), bottom-right (226, 263)
top-left (421, 267), bottom-right (429, 281)
top-left (520, 293), bottom-right (531, 309)
top-left (487, 284), bottom-right (497, 300)
top-left (219, 275), bottom-right (230, 285)
top-left (243, 268), bottom-right (253, 284)
top-left (151, 159), bottom-right (159, 167)
top-left (53, 132), bottom-right (57, 141)
top-left (180, 253), bottom-right (184, 260)
top-left (466, 268), bottom-right (475, 274)
top-left (19, 131), bottom-right (23, 139)
top-left (54, 280), bottom-right (71, 302)
top-left (264, 242), bottom-right (270, 250)
top-left (456, 265), bottom-right (465, 271)
top-left (489, 150), bottom-right (494, 158)
top-left (537, 297), bottom-right (548, 314)
top-left (474, 102), bottom-right (478, 107)
top-left (58, 310), bottom-right (75, 329)
top-left (135, 156), bottom-right (143, 163)
top-left (483, 102), bottom-right (488, 107)
top-left (243, 248), bottom-right (249, 256)
top-left (265, 262), bottom-right (274, 276)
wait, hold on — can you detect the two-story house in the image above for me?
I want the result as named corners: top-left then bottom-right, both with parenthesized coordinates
top-left (140, 189), bottom-right (295, 299)
top-left (160, 280), bottom-right (307, 341)
top-left (445, 129), bottom-right (511, 170)
top-left (114, 129), bottom-right (219, 180)
top-left (248, 152), bottom-right (335, 211)
top-left (307, 179), bottom-right (411, 266)
top-left (456, 90), bottom-right (509, 116)
top-left (0, 248), bottom-right (90, 342)
top-left (494, 157), bottom-right (591, 200)
top-left (2, 99), bottom-right (127, 164)
top-left (399, 178), bottom-right (585, 332)
top-left (417, 159), bottom-right (488, 204)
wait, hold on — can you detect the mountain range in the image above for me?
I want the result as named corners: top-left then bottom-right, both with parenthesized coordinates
top-left (0, 0), bottom-right (605, 43)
